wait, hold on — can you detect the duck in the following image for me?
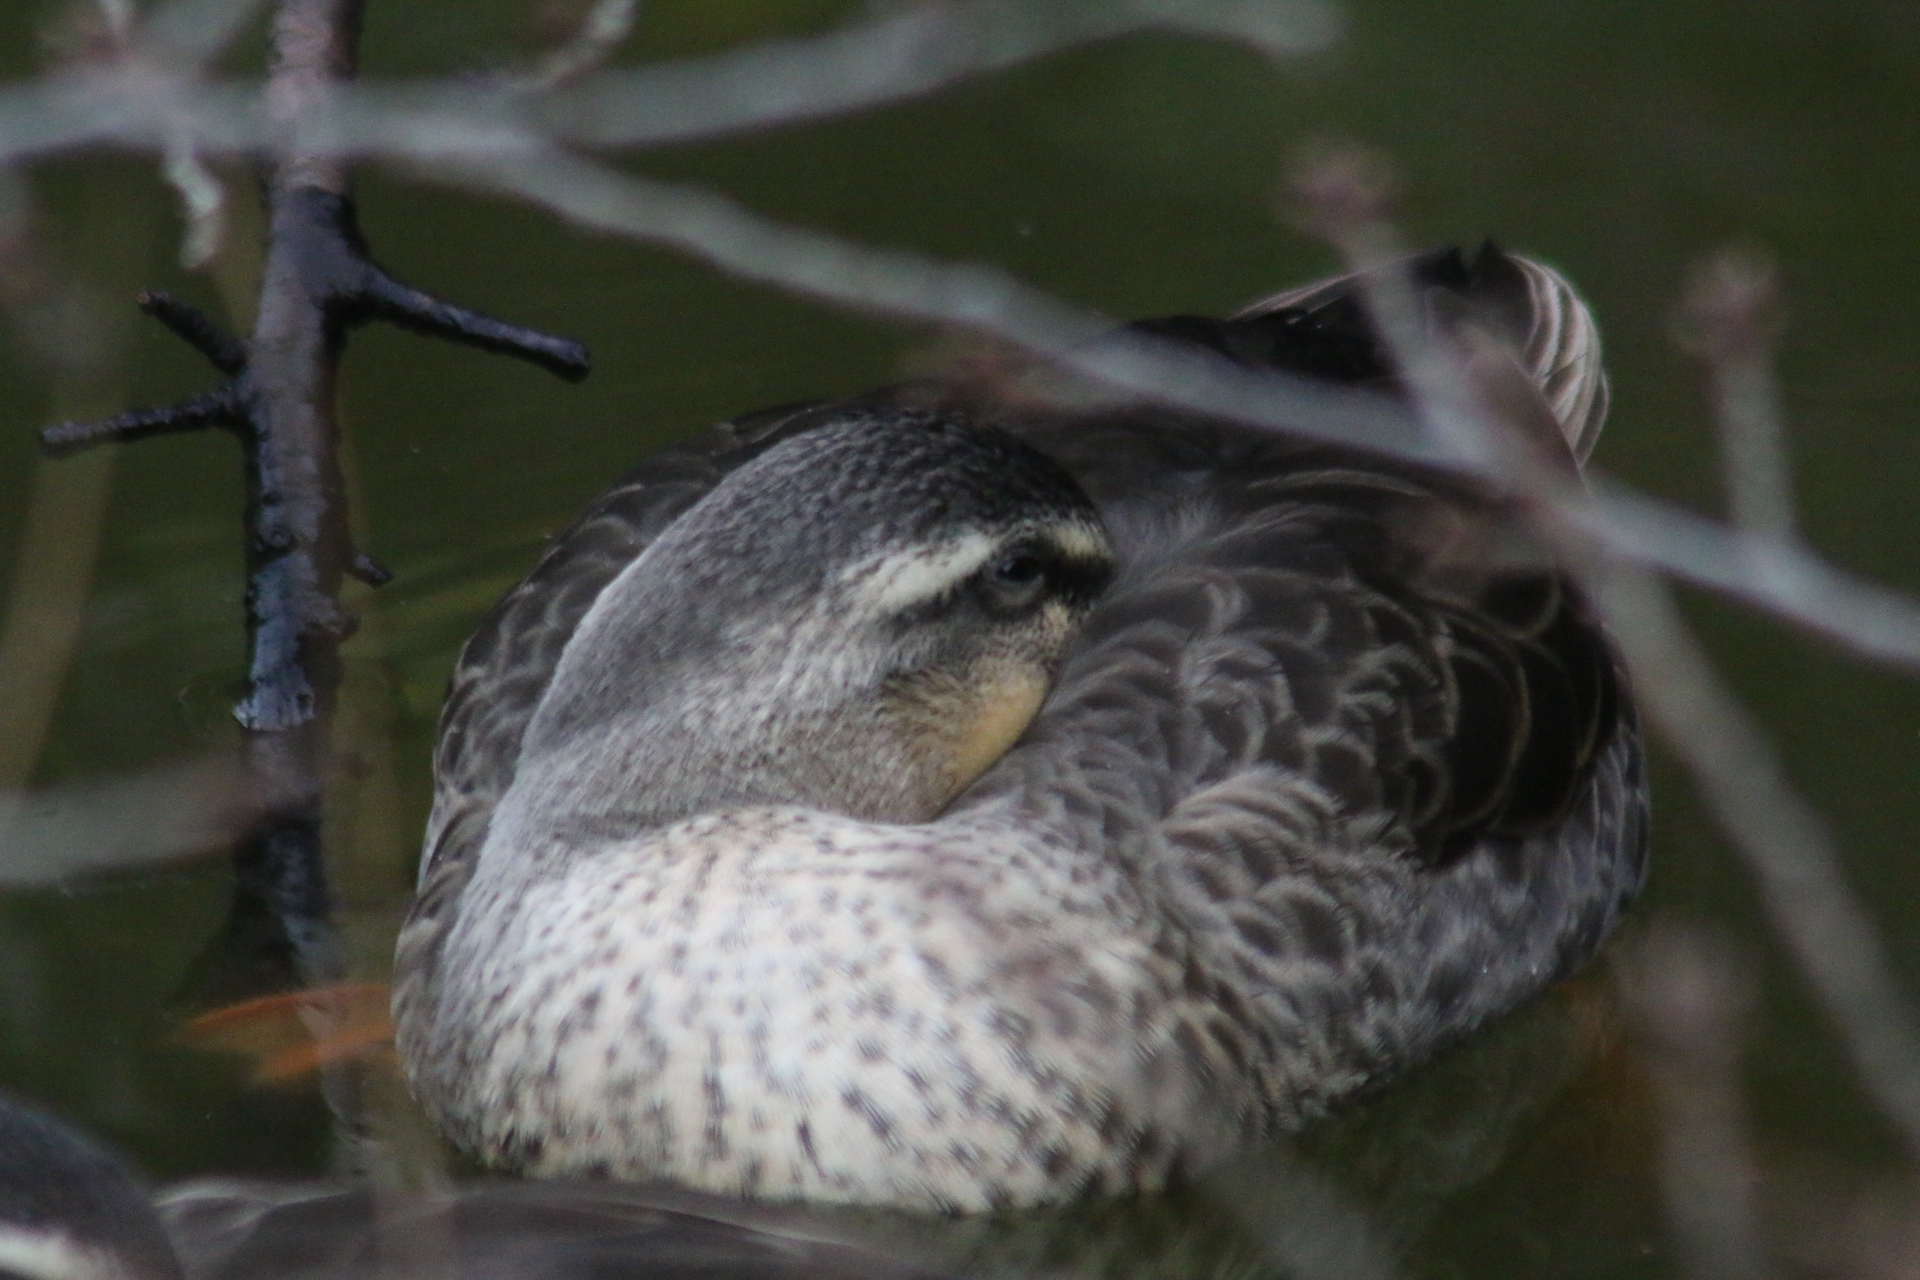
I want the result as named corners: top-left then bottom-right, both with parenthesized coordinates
top-left (390, 244), bottom-right (1649, 1214)
top-left (0, 1090), bottom-right (958, 1280)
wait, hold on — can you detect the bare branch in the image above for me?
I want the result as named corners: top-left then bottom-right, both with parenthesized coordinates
top-left (1597, 567), bottom-right (1920, 1162)
top-left (161, 127), bottom-right (227, 265)
top-left (442, 145), bottom-right (1437, 452)
top-left (521, 0), bottom-right (642, 94)
top-left (41, 380), bottom-right (247, 453)
top-left (139, 288), bottom-right (248, 370)
top-left (145, 0), bottom-right (272, 65)
top-left (0, 0), bottom-right (1338, 166)
top-left (1625, 925), bottom-right (1782, 1280)
top-left (1582, 485), bottom-right (1920, 673)
top-left (531, 0), bottom-right (1339, 148)
top-left (0, 754), bottom-right (291, 888)
top-left (422, 144), bottom-right (1920, 686)
top-left (1681, 246), bottom-right (1795, 540)
top-left (1284, 159), bottom-right (1920, 1169)
top-left (1288, 142), bottom-right (1506, 469)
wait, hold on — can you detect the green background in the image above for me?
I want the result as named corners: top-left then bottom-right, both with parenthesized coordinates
top-left (2, 0), bottom-right (1918, 1274)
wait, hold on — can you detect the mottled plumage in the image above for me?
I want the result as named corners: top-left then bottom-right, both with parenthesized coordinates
top-left (393, 245), bottom-right (1647, 1211)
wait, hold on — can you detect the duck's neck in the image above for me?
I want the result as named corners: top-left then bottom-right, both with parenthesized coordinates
top-left (501, 578), bottom-right (955, 851)
top-left (506, 687), bottom-right (945, 850)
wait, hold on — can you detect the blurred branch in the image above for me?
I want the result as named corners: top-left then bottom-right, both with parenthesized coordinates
top-left (525, 0), bottom-right (1339, 146)
top-left (0, 0), bottom-right (1339, 166)
top-left (8, 0), bottom-right (1920, 688)
top-left (1625, 926), bottom-right (1780, 1280)
top-left (520, 0), bottom-right (641, 93)
top-left (0, 753), bottom-right (287, 887)
top-left (160, 127), bottom-right (227, 267)
top-left (1599, 565), bottom-right (1920, 1161)
top-left (1680, 247), bottom-right (1795, 540)
top-left (1579, 486), bottom-right (1920, 672)
top-left (448, 145), bottom-right (1436, 454)
top-left (1288, 146), bottom-right (1920, 1169)
top-left (438, 144), bottom-right (1920, 685)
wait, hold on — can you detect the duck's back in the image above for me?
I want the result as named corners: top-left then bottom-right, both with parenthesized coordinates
top-left (957, 248), bottom-right (1643, 1116)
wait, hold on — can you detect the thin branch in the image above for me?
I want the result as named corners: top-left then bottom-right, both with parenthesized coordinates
top-left (444, 145), bottom-right (1438, 453)
top-left (0, 2), bottom-right (1904, 695)
top-left (529, 0), bottom-right (1339, 148)
top-left (41, 197), bottom-right (587, 454)
top-left (1681, 247), bottom-right (1795, 540)
top-left (1289, 142), bottom-right (1505, 470)
top-left (139, 288), bottom-right (248, 371)
top-left (34, 0), bottom-right (585, 1032)
top-left (161, 127), bottom-right (227, 266)
top-left (521, 0), bottom-right (642, 94)
top-left (430, 144), bottom-right (1920, 682)
top-left (1598, 566), bottom-right (1920, 1163)
top-left (1282, 150), bottom-right (1920, 1164)
top-left (1625, 925), bottom-right (1781, 1280)
top-left (0, 754), bottom-right (291, 887)
top-left (41, 381), bottom-right (248, 453)
top-left (0, 0), bottom-right (1339, 166)
top-left (1580, 485), bottom-right (1920, 673)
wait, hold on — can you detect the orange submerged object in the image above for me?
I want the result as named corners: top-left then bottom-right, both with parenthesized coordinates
top-left (182, 982), bottom-right (396, 1082)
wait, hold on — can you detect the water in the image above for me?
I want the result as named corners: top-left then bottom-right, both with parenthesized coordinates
top-left (2, 0), bottom-right (1918, 1274)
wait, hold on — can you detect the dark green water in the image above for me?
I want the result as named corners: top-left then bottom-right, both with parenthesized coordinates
top-left (2, 0), bottom-right (1918, 1274)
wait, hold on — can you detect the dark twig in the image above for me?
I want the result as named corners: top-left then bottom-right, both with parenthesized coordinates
top-left (139, 289), bottom-right (249, 372)
top-left (41, 382), bottom-right (248, 454)
top-left (348, 550), bottom-right (393, 586)
top-left (39, 190), bottom-right (588, 460)
top-left (35, 0), bottom-right (588, 1005)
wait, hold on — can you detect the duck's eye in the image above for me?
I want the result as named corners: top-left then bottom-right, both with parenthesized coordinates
top-left (979, 551), bottom-right (1048, 611)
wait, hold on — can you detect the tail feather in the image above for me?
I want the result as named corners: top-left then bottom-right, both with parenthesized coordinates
top-left (1229, 244), bottom-right (1610, 464)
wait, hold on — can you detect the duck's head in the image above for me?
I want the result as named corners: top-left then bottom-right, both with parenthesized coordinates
top-left (509, 408), bottom-right (1114, 838)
